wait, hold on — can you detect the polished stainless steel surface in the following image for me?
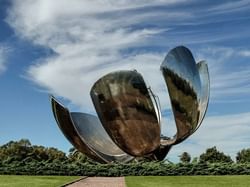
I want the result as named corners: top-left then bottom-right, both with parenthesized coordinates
top-left (51, 96), bottom-right (105, 163)
top-left (70, 112), bottom-right (133, 163)
top-left (51, 96), bottom-right (133, 163)
top-left (51, 45), bottom-right (209, 162)
top-left (196, 61), bottom-right (210, 130)
top-left (148, 87), bottom-right (162, 125)
top-left (160, 46), bottom-right (209, 146)
top-left (90, 70), bottom-right (160, 156)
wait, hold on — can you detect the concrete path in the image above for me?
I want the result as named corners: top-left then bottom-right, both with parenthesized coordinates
top-left (66, 177), bottom-right (126, 187)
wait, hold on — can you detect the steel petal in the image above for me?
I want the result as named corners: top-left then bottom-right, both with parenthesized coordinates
top-left (90, 70), bottom-right (160, 156)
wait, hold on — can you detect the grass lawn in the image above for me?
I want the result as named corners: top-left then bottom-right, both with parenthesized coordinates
top-left (125, 176), bottom-right (250, 187)
top-left (0, 175), bottom-right (80, 187)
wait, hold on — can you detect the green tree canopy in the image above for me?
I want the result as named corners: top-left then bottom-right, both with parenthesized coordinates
top-left (199, 146), bottom-right (233, 164)
top-left (0, 139), bottom-right (67, 163)
top-left (179, 152), bottom-right (191, 163)
top-left (236, 148), bottom-right (250, 163)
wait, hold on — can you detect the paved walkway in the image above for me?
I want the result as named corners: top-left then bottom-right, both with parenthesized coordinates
top-left (66, 177), bottom-right (126, 187)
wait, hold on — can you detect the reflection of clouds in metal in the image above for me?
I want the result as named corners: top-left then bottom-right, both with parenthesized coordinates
top-left (196, 61), bottom-right (210, 130)
top-left (51, 46), bottom-right (209, 163)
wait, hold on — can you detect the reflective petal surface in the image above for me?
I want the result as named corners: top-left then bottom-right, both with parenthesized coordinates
top-left (196, 61), bottom-right (210, 130)
top-left (51, 96), bottom-right (105, 163)
top-left (50, 45), bottom-right (209, 163)
top-left (160, 46), bottom-right (208, 145)
top-left (90, 70), bottom-right (160, 156)
top-left (70, 112), bottom-right (133, 163)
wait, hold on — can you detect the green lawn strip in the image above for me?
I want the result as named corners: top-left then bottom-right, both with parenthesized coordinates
top-left (125, 175), bottom-right (250, 187)
top-left (0, 175), bottom-right (80, 187)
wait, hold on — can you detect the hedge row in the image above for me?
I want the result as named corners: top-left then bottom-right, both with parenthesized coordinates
top-left (1, 161), bottom-right (250, 176)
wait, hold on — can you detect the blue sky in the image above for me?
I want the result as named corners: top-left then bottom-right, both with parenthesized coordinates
top-left (0, 0), bottom-right (250, 162)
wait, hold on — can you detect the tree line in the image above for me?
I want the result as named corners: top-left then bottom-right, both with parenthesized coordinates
top-left (179, 146), bottom-right (250, 164)
top-left (1, 139), bottom-right (250, 176)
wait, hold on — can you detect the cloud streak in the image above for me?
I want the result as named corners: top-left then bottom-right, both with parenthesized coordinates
top-left (7, 0), bottom-right (179, 111)
top-left (208, 0), bottom-right (250, 14)
top-left (0, 45), bottom-right (10, 75)
top-left (7, 0), bottom-right (250, 108)
top-left (195, 46), bottom-right (250, 102)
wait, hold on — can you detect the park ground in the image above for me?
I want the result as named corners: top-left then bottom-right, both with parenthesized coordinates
top-left (0, 175), bottom-right (80, 187)
top-left (125, 176), bottom-right (250, 187)
top-left (1, 175), bottom-right (250, 187)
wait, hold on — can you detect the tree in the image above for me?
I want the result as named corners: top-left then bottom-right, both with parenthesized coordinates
top-left (0, 139), bottom-right (32, 162)
top-left (0, 139), bottom-right (67, 163)
top-left (199, 146), bottom-right (233, 163)
top-left (236, 148), bottom-right (250, 163)
top-left (179, 152), bottom-right (191, 163)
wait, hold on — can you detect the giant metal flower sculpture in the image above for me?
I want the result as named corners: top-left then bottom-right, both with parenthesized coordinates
top-left (51, 46), bottom-right (210, 163)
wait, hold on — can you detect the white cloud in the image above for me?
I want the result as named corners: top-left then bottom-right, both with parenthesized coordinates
top-left (8, 0), bottom-right (189, 111)
top-left (208, 0), bottom-right (250, 13)
top-left (7, 0), bottom-right (250, 120)
top-left (194, 46), bottom-right (250, 101)
top-left (27, 51), bottom-right (169, 113)
top-left (238, 50), bottom-right (250, 57)
top-left (7, 0), bottom-right (186, 47)
top-left (0, 46), bottom-right (10, 75)
top-left (167, 112), bottom-right (250, 162)
top-left (7, 1), bottom-right (250, 108)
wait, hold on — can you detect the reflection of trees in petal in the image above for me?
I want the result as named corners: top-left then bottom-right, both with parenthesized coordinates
top-left (163, 68), bottom-right (200, 135)
top-left (91, 70), bottom-right (160, 157)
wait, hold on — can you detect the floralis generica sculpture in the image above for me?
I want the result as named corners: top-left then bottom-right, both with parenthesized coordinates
top-left (51, 46), bottom-right (210, 163)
